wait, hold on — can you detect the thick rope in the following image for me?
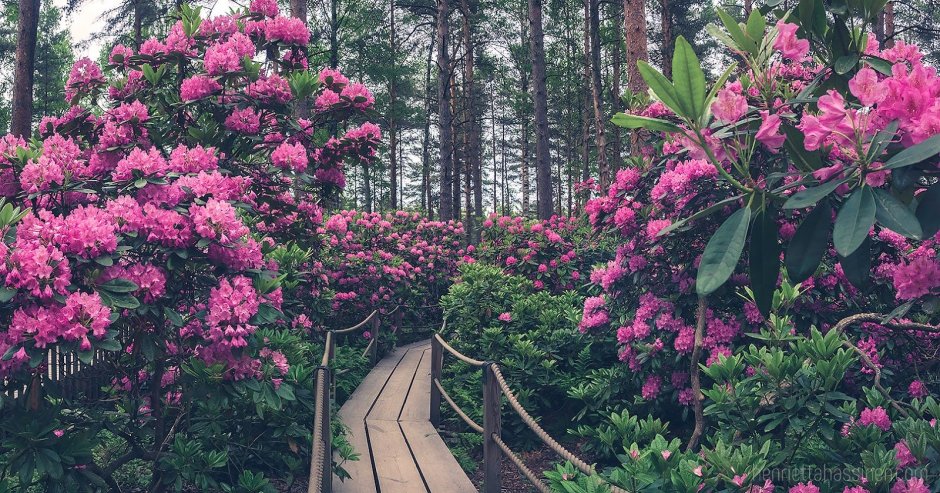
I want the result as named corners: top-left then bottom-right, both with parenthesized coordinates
top-left (334, 310), bottom-right (379, 334)
top-left (434, 378), bottom-right (484, 432)
top-left (307, 368), bottom-right (329, 493)
top-left (320, 331), bottom-right (333, 367)
top-left (491, 434), bottom-right (552, 493)
top-left (489, 365), bottom-right (629, 493)
top-left (434, 333), bottom-right (485, 367)
top-left (361, 337), bottom-right (377, 359)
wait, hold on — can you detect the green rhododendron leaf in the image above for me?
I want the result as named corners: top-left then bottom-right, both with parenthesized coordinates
top-left (637, 61), bottom-right (684, 118)
top-left (671, 36), bottom-right (706, 119)
top-left (784, 178), bottom-right (846, 209)
top-left (872, 188), bottom-right (922, 239)
top-left (916, 182), bottom-right (940, 237)
top-left (785, 201), bottom-right (831, 283)
top-left (838, 235), bottom-right (871, 288)
top-left (697, 206), bottom-right (751, 295)
top-left (833, 187), bottom-right (876, 256)
top-left (749, 206), bottom-right (781, 316)
top-left (611, 113), bottom-right (682, 133)
top-left (883, 133), bottom-right (940, 169)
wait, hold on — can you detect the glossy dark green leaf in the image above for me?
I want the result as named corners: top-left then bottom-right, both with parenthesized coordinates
top-left (656, 195), bottom-right (744, 237)
top-left (872, 188), bottom-right (922, 239)
top-left (745, 10), bottom-right (767, 41)
top-left (697, 206), bottom-right (752, 295)
top-left (637, 61), bottom-right (684, 118)
top-left (834, 54), bottom-right (859, 74)
top-left (833, 187), bottom-right (876, 256)
top-left (749, 206), bottom-right (781, 316)
top-left (610, 113), bottom-right (682, 133)
top-left (98, 278), bottom-right (140, 293)
top-left (672, 36), bottom-right (707, 119)
top-left (882, 134), bottom-right (940, 169)
top-left (783, 178), bottom-right (845, 209)
top-left (916, 182), bottom-right (940, 238)
top-left (785, 201), bottom-right (831, 283)
top-left (839, 235), bottom-right (871, 288)
top-left (717, 9), bottom-right (758, 54)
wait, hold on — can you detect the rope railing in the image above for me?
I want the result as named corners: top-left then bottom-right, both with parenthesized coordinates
top-left (307, 308), bottom-right (391, 493)
top-left (431, 329), bottom-right (629, 493)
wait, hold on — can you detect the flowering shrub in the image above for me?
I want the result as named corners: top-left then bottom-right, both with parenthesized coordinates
top-left (311, 210), bottom-right (466, 333)
top-left (0, 2), bottom-right (379, 489)
top-left (471, 214), bottom-right (615, 294)
top-left (559, 3), bottom-right (940, 491)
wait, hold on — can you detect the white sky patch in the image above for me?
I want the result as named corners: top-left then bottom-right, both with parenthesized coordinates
top-left (54, 0), bottom-right (239, 58)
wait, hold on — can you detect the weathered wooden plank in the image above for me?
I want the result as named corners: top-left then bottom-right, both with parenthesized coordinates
top-left (368, 347), bottom-right (425, 421)
top-left (399, 348), bottom-right (432, 422)
top-left (400, 420), bottom-right (478, 493)
top-left (367, 419), bottom-right (428, 493)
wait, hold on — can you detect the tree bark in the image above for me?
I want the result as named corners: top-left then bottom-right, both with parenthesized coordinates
top-left (437, 0), bottom-right (454, 220)
top-left (519, 4), bottom-right (531, 217)
top-left (388, 0), bottom-right (398, 209)
top-left (10, 0), bottom-right (41, 138)
top-left (580, 1), bottom-right (592, 208)
top-left (589, 0), bottom-right (610, 191)
top-left (624, 0), bottom-right (648, 94)
top-left (450, 79), bottom-right (462, 218)
top-left (884, 1), bottom-right (895, 48)
top-left (660, 0), bottom-right (673, 78)
top-left (329, 0), bottom-right (340, 68)
top-left (611, 16), bottom-right (623, 171)
top-left (421, 36), bottom-right (435, 217)
top-left (529, 0), bottom-right (553, 219)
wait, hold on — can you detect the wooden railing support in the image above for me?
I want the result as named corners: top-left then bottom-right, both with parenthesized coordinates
top-left (429, 336), bottom-right (443, 428)
top-left (315, 365), bottom-right (333, 493)
top-left (482, 362), bottom-right (502, 493)
top-left (369, 316), bottom-right (381, 365)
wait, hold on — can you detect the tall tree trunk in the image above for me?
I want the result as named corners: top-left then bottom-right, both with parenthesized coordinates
top-left (437, 0), bottom-right (454, 220)
top-left (460, 0), bottom-right (482, 242)
top-left (491, 86), bottom-right (498, 214)
top-left (290, 0), bottom-right (306, 25)
top-left (580, 1), bottom-right (592, 208)
top-left (388, 0), bottom-right (398, 209)
top-left (10, 0), bottom-right (41, 138)
top-left (450, 79), bottom-right (462, 218)
top-left (518, 4), bottom-right (531, 216)
top-left (611, 16), bottom-right (623, 170)
top-left (329, 0), bottom-right (340, 68)
top-left (133, 0), bottom-right (143, 49)
top-left (624, 0), bottom-right (648, 93)
top-left (660, 0), bottom-right (673, 77)
top-left (363, 162), bottom-right (372, 212)
top-left (529, 0), bottom-right (553, 219)
top-left (884, 1), bottom-right (895, 48)
top-left (589, 0), bottom-right (610, 191)
top-left (421, 36), bottom-right (435, 217)
top-left (744, 0), bottom-right (752, 16)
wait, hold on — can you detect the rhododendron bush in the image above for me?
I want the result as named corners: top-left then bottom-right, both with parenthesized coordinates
top-left (0, 2), bottom-right (380, 490)
top-left (561, 2), bottom-right (940, 491)
top-left (311, 210), bottom-right (466, 333)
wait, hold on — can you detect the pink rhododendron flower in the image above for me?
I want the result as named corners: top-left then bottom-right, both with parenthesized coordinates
top-left (789, 482), bottom-right (820, 493)
top-left (859, 406), bottom-right (892, 431)
top-left (890, 478), bottom-right (930, 493)
top-left (756, 111), bottom-right (785, 150)
top-left (891, 256), bottom-right (940, 300)
top-left (849, 67), bottom-right (886, 106)
top-left (774, 22), bottom-right (810, 60)
top-left (712, 82), bottom-right (748, 123)
top-left (498, 312), bottom-right (512, 322)
top-left (271, 141), bottom-right (309, 172)
top-left (181, 75), bottom-right (222, 101)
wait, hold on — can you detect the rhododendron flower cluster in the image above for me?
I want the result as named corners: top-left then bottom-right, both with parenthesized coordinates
top-left (0, 7), bottom-right (381, 485)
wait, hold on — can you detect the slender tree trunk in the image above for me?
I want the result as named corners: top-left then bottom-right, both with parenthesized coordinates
top-left (329, 0), bottom-right (340, 68)
top-left (437, 0), bottom-right (454, 220)
top-left (589, 0), bottom-right (610, 191)
top-left (744, 0), bottom-right (752, 15)
top-left (450, 79), bottom-right (462, 218)
top-left (133, 0), bottom-right (143, 49)
top-left (529, 0), bottom-right (553, 219)
top-left (10, 0), bottom-right (41, 138)
top-left (388, 0), bottom-right (398, 209)
top-left (624, 0), bottom-right (648, 93)
top-left (611, 18), bottom-right (623, 171)
top-left (884, 1), bottom-right (895, 48)
top-left (521, 120), bottom-right (530, 216)
top-left (421, 36), bottom-right (435, 217)
top-left (500, 111), bottom-right (507, 215)
top-left (580, 1), bottom-right (592, 208)
top-left (660, 0), bottom-right (673, 78)
top-left (491, 86), bottom-right (498, 214)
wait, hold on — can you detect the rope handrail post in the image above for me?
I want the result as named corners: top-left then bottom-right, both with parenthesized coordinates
top-left (369, 315), bottom-right (381, 365)
top-left (429, 335), bottom-right (443, 428)
top-left (482, 361), bottom-right (502, 493)
top-left (320, 365), bottom-right (333, 493)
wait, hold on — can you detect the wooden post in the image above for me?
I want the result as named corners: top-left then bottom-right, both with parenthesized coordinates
top-left (370, 315), bottom-right (381, 365)
top-left (328, 331), bottom-right (336, 401)
top-left (429, 336), bottom-right (443, 427)
top-left (321, 366), bottom-right (333, 492)
top-left (482, 362), bottom-right (502, 493)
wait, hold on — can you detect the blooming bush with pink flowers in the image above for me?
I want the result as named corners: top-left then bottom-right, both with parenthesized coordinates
top-left (550, 3), bottom-right (940, 492)
top-left (0, 3), bottom-right (380, 490)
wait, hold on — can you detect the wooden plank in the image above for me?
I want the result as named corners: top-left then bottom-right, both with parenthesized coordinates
top-left (368, 347), bottom-right (425, 421)
top-left (399, 348), bottom-right (432, 422)
top-left (401, 420), bottom-right (478, 493)
top-left (335, 345), bottom-right (411, 493)
top-left (366, 419), bottom-right (428, 493)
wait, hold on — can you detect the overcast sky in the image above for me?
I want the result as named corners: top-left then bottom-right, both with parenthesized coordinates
top-left (53, 0), bottom-right (240, 58)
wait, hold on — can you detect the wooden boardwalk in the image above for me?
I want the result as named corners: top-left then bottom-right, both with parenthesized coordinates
top-left (334, 340), bottom-right (478, 493)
